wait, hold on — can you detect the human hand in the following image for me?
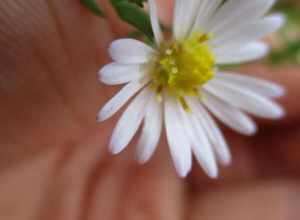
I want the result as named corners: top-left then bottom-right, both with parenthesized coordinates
top-left (0, 0), bottom-right (299, 219)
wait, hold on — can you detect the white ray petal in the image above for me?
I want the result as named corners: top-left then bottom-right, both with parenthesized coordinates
top-left (109, 39), bottom-right (155, 64)
top-left (148, 0), bottom-right (163, 44)
top-left (179, 103), bottom-right (218, 178)
top-left (192, 0), bottom-right (223, 32)
top-left (187, 97), bottom-right (231, 165)
top-left (172, 0), bottom-right (183, 39)
top-left (136, 93), bottom-right (163, 164)
top-left (164, 97), bottom-right (192, 177)
top-left (211, 14), bottom-right (285, 51)
top-left (109, 88), bottom-right (151, 154)
top-left (207, 0), bottom-right (276, 35)
top-left (215, 72), bottom-right (285, 98)
top-left (215, 42), bottom-right (270, 65)
top-left (189, 114), bottom-right (219, 178)
top-left (98, 79), bottom-right (149, 122)
top-left (205, 80), bottom-right (285, 119)
top-left (173, 0), bottom-right (201, 39)
top-left (99, 63), bottom-right (146, 85)
top-left (202, 92), bottom-right (257, 136)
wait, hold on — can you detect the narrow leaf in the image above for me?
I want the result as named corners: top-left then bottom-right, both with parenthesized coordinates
top-left (110, 0), bottom-right (154, 40)
top-left (81, 0), bottom-right (105, 17)
top-left (128, 0), bottom-right (147, 7)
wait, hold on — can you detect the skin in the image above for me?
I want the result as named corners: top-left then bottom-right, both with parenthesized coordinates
top-left (0, 0), bottom-right (299, 219)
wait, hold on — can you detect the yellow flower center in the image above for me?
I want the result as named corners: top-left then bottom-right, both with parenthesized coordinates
top-left (149, 33), bottom-right (215, 101)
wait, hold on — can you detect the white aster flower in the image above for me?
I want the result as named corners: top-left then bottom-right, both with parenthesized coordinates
top-left (98, 0), bottom-right (285, 178)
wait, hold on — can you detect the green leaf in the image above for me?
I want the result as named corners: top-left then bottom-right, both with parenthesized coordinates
top-left (269, 40), bottom-right (300, 65)
top-left (110, 0), bottom-right (154, 40)
top-left (128, 30), bottom-right (144, 38)
top-left (267, 3), bottom-right (300, 65)
top-left (81, 0), bottom-right (105, 17)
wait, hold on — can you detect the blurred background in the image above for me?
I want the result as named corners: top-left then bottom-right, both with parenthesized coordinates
top-left (257, 1), bottom-right (300, 65)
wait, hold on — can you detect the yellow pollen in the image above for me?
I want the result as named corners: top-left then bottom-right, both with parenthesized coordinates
top-left (166, 49), bottom-right (173, 55)
top-left (171, 67), bottom-right (179, 74)
top-left (149, 32), bottom-right (216, 100)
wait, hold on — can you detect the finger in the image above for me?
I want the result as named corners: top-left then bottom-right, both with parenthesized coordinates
top-left (0, 0), bottom-right (112, 168)
top-left (35, 128), bottom-right (111, 220)
top-left (117, 145), bottom-right (185, 220)
top-left (0, 125), bottom-right (111, 219)
top-left (36, 122), bottom-right (185, 220)
top-left (81, 137), bottom-right (185, 220)
top-left (253, 126), bottom-right (300, 177)
top-left (0, 143), bottom-right (66, 220)
top-left (188, 181), bottom-right (300, 220)
top-left (189, 130), bottom-right (259, 189)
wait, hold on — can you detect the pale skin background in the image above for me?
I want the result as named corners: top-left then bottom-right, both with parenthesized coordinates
top-left (0, 0), bottom-right (300, 219)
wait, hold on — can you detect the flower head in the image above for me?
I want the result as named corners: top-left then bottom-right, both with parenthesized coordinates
top-left (98, 0), bottom-right (285, 178)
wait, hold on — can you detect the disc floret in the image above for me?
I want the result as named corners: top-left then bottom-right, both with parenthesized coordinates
top-left (150, 33), bottom-right (215, 99)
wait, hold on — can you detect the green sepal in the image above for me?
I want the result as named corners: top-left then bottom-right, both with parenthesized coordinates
top-left (110, 0), bottom-right (154, 41)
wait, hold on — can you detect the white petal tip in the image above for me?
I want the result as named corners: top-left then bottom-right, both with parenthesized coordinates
top-left (244, 125), bottom-right (258, 136)
top-left (109, 146), bottom-right (122, 155)
top-left (136, 153), bottom-right (150, 165)
top-left (177, 170), bottom-right (190, 178)
top-left (272, 13), bottom-right (286, 29)
top-left (98, 76), bottom-right (108, 85)
top-left (208, 171), bottom-right (219, 179)
top-left (220, 155), bottom-right (232, 167)
top-left (96, 116), bottom-right (103, 123)
top-left (98, 67), bottom-right (112, 85)
top-left (175, 165), bottom-right (191, 178)
top-left (108, 46), bottom-right (113, 56)
top-left (109, 140), bottom-right (125, 155)
top-left (97, 69), bottom-right (103, 81)
top-left (108, 39), bottom-right (153, 64)
top-left (203, 163), bottom-right (219, 179)
top-left (137, 159), bottom-right (147, 165)
top-left (97, 111), bottom-right (106, 122)
top-left (271, 106), bottom-right (286, 119)
top-left (274, 86), bottom-right (286, 98)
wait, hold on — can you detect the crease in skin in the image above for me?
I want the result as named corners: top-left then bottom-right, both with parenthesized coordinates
top-left (0, 0), bottom-right (27, 47)
top-left (35, 130), bottom-right (107, 220)
top-left (79, 159), bottom-right (113, 220)
top-left (0, 144), bottom-right (64, 220)
top-left (0, 0), bottom-right (63, 91)
top-left (0, 0), bottom-right (36, 90)
top-left (32, 40), bottom-right (86, 137)
top-left (45, 0), bottom-right (72, 63)
top-left (43, 0), bottom-right (90, 131)
top-left (40, 0), bottom-right (114, 130)
top-left (188, 182), bottom-right (300, 220)
top-left (115, 145), bottom-right (185, 220)
top-left (2, 0), bottom-right (111, 134)
top-left (0, 0), bottom-right (112, 171)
